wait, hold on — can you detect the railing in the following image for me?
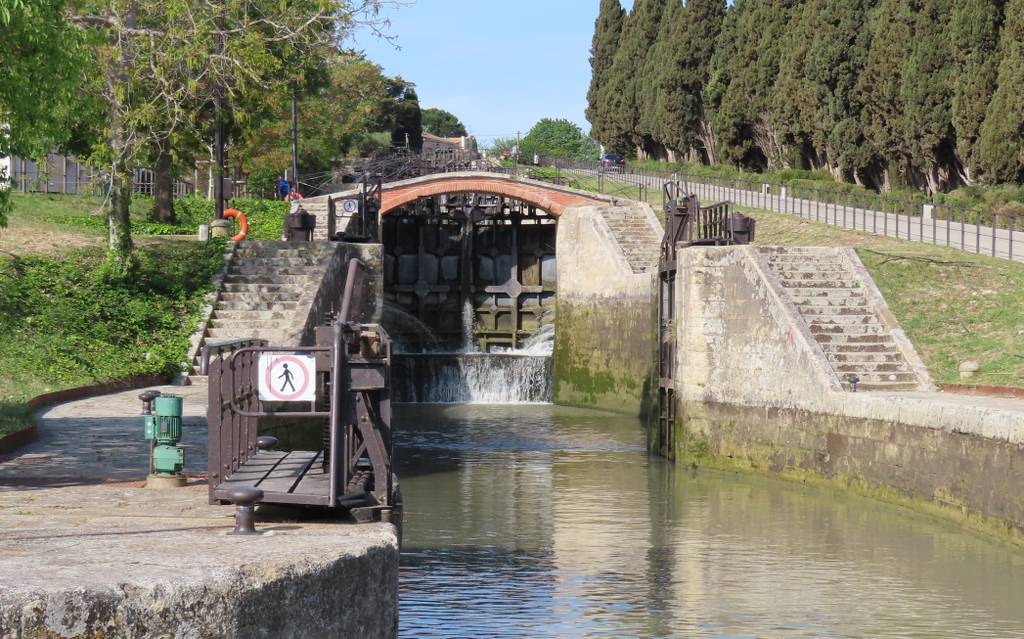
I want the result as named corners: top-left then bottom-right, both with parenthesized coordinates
top-left (205, 321), bottom-right (394, 513)
top-left (536, 155), bottom-right (1021, 263)
top-left (7, 154), bottom-right (194, 197)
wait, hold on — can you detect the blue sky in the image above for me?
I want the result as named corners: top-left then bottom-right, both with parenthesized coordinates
top-left (355, 1), bottom-right (631, 146)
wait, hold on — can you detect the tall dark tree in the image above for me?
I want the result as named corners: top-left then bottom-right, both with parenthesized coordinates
top-left (901, 0), bottom-right (956, 194)
top-left (387, 81), bottom-right (423, 152)
top-left (813, 0), bottom-right (877, 183)
top-left (676, 0), bottom-right (727, 164)
top-left (637, 0), bottom-right (678, 161)
top-left (857, 0), bottom-right (916, 189)
top-left (586, 0), bottom-right (626, 152)
top-left (978, 0), bottom-right (1024, 183)
top-left (598, 0), bottom-right (665, 158)
top-left (712, 0), bottom-right (800, 169)
top-left (770, 0), bottom-right (824, 170)
top-left (950, 0), bottom-right (1005, 183)
top-left (702, 3), bottom-right (740, 166)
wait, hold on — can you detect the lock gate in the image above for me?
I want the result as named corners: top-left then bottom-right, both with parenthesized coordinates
top-left (656, 183), bottom-right (757, 458)
top-left (204, 259), bottom-right (397, 519)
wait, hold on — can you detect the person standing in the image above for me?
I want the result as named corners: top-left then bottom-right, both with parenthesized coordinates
top-left (277, 175), bottom-right (290, 200)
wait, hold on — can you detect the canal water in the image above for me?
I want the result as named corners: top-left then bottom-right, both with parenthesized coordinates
top-left (395, 403), bottom-right (1024, 638)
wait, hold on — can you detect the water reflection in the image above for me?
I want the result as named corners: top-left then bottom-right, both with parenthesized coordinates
top-left (395, 404), bottom-right (1024, 639)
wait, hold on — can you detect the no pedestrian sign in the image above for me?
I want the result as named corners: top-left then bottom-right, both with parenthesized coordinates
top-left (258, 353), bottom-right (316, 402)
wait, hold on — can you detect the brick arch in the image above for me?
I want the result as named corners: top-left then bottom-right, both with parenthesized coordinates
top-left (380, 176), bottom-right (603, 217)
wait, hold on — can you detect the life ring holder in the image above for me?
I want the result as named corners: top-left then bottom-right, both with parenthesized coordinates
top-left (223, 209), bottom-right (249, 241)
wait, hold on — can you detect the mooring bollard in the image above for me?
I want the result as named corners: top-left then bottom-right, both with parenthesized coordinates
top-left (255, 435), bottom-right (279, 452)
top-left (227, 487), bottom-right (264, 535)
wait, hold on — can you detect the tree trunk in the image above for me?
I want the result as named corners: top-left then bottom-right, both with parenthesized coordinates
top-left (105, 2), bottom-right (138, 278)
top-left (151, 141), bottom-right (176, 223)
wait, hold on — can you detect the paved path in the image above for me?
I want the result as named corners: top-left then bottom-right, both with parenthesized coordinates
top-left (568, 168), bottom-right (1023, 262)
top-left (0, 383), bottom-right (208, 486)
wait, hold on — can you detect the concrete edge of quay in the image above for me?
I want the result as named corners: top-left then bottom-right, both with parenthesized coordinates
top-left (0, 483), bottom-right (399, 639)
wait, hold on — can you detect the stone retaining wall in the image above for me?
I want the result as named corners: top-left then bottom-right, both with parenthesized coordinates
top-left (672, 245), bottom-right (1024, 542)
top-left (553, 204), bottom-right (657, 415)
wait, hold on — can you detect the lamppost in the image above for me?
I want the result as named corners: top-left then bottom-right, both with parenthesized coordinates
top-left (210, 98), bottom-right (232, 238)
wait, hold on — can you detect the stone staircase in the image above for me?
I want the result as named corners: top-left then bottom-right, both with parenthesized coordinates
top-left (600, 204), bottom-right (662, 273)
top-left (760, 248), bottom-right (930, 392)
top-left (187, 241), bottom-right (339, 379)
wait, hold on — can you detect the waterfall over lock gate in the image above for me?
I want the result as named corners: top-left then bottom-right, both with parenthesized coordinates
top-left (391, 353), bottom-right (553, 404)
top-left (391, 323), bottom-right (555, 404)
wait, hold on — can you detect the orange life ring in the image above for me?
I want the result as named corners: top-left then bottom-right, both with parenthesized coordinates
top-left (223, 209), bottom-right (249, 241)
top-left (285, 192), bottom-right (304, 202)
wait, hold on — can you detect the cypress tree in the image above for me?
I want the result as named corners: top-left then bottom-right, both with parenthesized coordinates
top-left (771, 0), bottom-right (876, 179)
top-left (950, 0), bottom-right (1005, 183)
top-left (702, 3), bottom-right (740, 166)
top-left (712, 0), bottom-right (800, 169)
top-left (638, 0), bottom-right (679, 161)
top-left (812, 0), bottom-right (877, 183)
top-left (599, 0), bottom-right (666, 158)
top-left (586, 0), bottom-right (626, 151)
top-left (649, 0), bottom-right (725, 163)
top-left (770, 0), bottom-right (823, 169)
top-left (856, 0), bottom-right (915, 189)
top-left (978, 0), bottom-right (1024, 183)
top-left (901, 0), bottom-right (956, 193)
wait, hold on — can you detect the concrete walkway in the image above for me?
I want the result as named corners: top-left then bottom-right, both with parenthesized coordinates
top-left (0, 383), bottom-right (208, 486)
top-left (0, 383), bottom-right (399, 638)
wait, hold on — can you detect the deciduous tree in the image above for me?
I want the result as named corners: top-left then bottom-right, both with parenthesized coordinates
top-left (421, 108), bottom-right (467, 138)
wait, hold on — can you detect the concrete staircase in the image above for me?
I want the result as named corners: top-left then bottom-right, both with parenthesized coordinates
top-left (600, 204), bottom-right (662, 273)
top-left (188, 241), bottom-right (339, 378)
top-left (761, 248), bottom-right (930, 392)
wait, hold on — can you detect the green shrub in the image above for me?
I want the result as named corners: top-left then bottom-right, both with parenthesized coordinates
top-left (0, 238), bottom-right (226, 403)
top-left (163, 197), bottom-right (287, 239)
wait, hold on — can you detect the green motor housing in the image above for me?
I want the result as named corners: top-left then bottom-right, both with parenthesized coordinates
top-left (152, 443), bottom-right (185, 476)
top-left (153, 395), bottom-right (183, 444)
top-left (149, 394), bottom-right (184, 477)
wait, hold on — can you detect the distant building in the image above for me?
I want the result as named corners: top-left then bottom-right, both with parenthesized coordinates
top-left (421, 132), bottom-right (478, 163)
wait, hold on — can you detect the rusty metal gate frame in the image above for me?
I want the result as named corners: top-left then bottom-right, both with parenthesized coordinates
top-left (205, 261), bottom-right (394, 510)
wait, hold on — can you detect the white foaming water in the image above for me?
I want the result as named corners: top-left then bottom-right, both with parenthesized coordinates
top-left (393, 353), bottom-right (552, 404)
top-left (461, 299), bottom-right (476, 353)
top-left (511, 323), bottom-right (554, 356)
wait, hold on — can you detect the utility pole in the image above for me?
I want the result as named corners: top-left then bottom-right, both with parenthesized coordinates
top-left (209, 97), bottom-right (232, 238)
top-left (514, 130), bottom-right (520, 177)
top-left (214, 100), bottom-right (224, 220)
top-left (290, 89), bottom-right (299, 196)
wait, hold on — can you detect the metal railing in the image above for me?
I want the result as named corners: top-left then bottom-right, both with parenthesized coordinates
top-left (8, 154), bottom-right (195, 198)
top-left (537, 155), bottom-right (1021, 263)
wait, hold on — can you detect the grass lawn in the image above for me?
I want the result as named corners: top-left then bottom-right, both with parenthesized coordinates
top-left (556, 171), bottom-right (1024, 389)
top-left (0, 193), bottom-right (229, 438)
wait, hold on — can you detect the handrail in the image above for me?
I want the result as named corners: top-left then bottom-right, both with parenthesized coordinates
top-left (201, 337), bottom-right (268, 376)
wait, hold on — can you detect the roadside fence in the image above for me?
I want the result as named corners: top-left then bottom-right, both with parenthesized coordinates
top-left (537, 156), bottom-right (1021, 263)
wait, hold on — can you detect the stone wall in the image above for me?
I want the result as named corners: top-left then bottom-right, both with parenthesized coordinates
top-left (672, 245), bottom-right (1024, 541)
top-left (553, 204), bottom-right (657, 416)
top-left (298, 242), bottom-right (383, 345)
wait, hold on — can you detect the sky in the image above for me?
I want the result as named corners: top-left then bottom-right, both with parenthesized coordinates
top-left (355, 1), bottom-right (629, 147)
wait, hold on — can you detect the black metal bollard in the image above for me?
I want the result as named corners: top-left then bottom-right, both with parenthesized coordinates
top-left (255, 435), bottom-right (279, 452)
top-left (226, 487), bottom-right (264, 535)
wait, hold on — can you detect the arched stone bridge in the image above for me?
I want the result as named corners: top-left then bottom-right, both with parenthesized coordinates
top-left (375, 172), bottom-right (606, 216)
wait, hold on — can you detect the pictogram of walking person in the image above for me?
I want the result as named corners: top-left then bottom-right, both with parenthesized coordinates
top-left (278, 363), bottom-right (296, 393)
